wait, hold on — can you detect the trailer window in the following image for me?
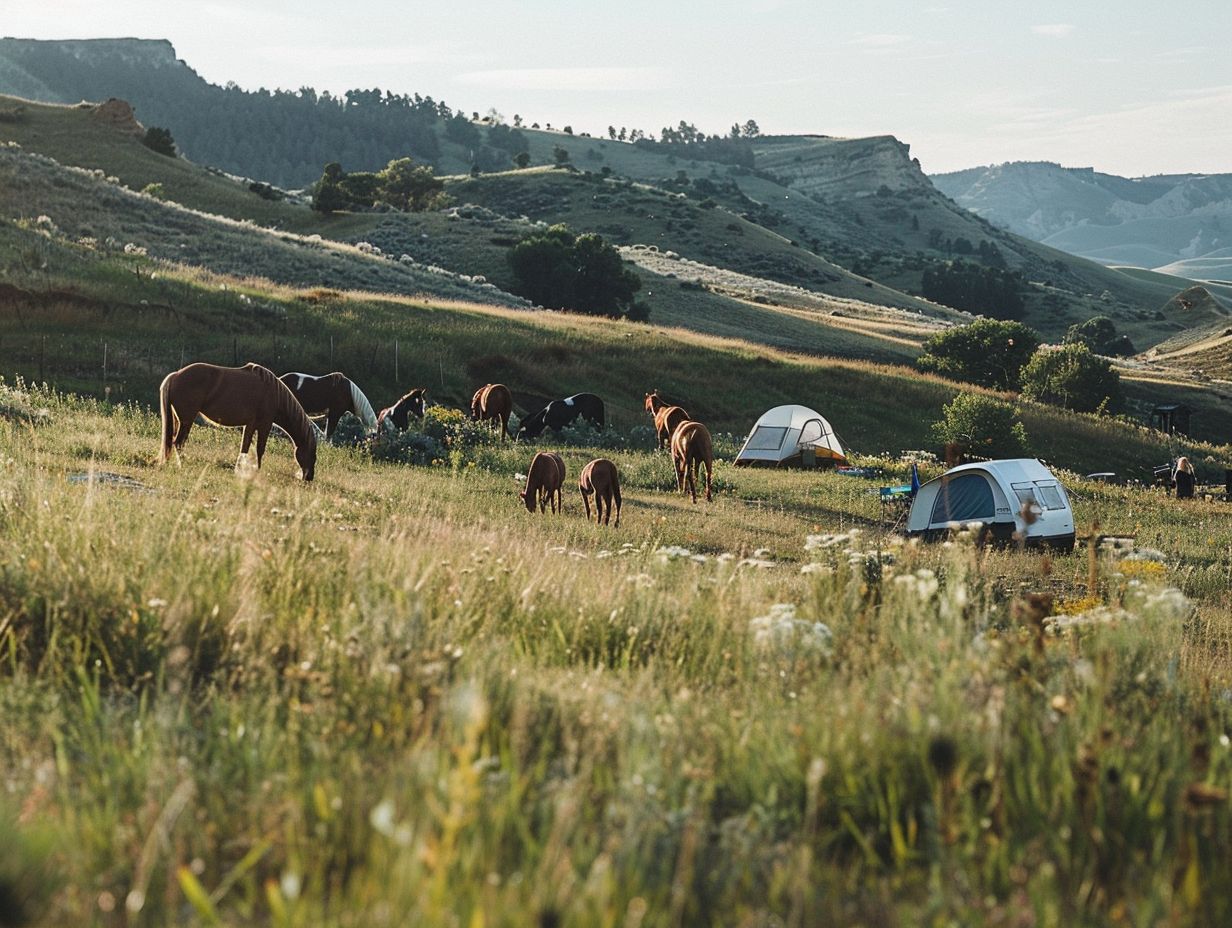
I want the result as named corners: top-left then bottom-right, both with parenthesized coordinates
top-left (931, 474), bottom-right (995, 524)
top-left (1034, 482), bottom-right (1066, 510)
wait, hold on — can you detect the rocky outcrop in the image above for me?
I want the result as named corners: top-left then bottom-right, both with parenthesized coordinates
top-left (90, 98), bottom-right (144, 135)
top-left (755, 135), bottom-right (932, 199)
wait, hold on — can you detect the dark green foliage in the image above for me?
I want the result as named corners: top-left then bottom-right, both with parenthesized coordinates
top-left (445, 113), bottom-right (482, 148)
top-left (931, 393), bottom-right (1029, 458)
top-left (1020, 343), bottom-right (1124, 413)
top-left (1064, 316), bottom-right (1135, 356)
top-left (486, 123), bottom-right (529, 158)
top-left (0, 41), bottom-right (446, 186)
top-left (635, 121), bottom-right (755, 168)
top-left (507, 224), bottom-right (643, 318)
top-left (141, 126), bottom-right (176, 157)
top-left (513, 152), bottom-right (531, 169)
top-left (311, 163), bottom-right (349, 214)
top-left (921, 260), bottom-right (1025, 319)
top-left (248, 181), bottom-right (283, 201)
top-left (312, 158), bottom-right (445, 213)
top-left (377, 158), bottom-right (445, 211)
top-left (917, 319), bottom-right (1041, 391)
top-left (552, 146), bottom-right (570, 166)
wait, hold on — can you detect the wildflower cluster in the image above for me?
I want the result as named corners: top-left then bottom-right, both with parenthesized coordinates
top-left (749, 603), bottom-right (833, 657)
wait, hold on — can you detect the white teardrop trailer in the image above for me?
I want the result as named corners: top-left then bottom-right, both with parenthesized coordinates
top-left (905, 458), bottom-right (1075, 551)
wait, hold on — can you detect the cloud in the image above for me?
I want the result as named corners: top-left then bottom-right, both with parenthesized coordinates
top-left (1032, 23), bottom-right (1075, 38)
top-left (455, 67), bottom-right (671, 92)
top-left (849, 33), bottom-right (912, 48)
top-left (254, 42), bottom-right (473, 68)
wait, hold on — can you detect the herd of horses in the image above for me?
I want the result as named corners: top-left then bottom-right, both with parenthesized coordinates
top-left (157, 362), bottom-right (714, 519)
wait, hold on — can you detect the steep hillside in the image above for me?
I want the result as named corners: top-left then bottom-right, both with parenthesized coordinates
top-left (933, 161), bottom-right (1232, 276)
top-left (0, 38), bottom-right (458, 187)
top-left (1, 38), bottom-right (1199, 346)
top-left (523, 129), bottom-right (1190, 344)
top-left (0, 95), bottom-right (963, 364)
top-left (0, 146), bottom-right (523, 308)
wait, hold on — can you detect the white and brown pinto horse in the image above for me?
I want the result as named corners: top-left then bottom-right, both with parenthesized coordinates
top-left (159, 362), bottom-right (317, 480)
top-left (280, 371), bottom-right (377, 438)
top-left (521, 451), bottom-right (565, 514)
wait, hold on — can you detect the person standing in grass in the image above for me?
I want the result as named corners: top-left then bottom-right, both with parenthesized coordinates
top-left (1173, 456), bottom-right (1196, 500)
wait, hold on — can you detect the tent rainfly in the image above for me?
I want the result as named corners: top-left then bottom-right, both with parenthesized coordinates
top-left (734, 405), bottom-right (846, 467)
top-left (906, 458), bottom-right (1075, 550)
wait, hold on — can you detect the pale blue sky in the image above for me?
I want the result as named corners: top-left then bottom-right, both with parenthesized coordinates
top-left (13, 0), bottom-right (1232, 175)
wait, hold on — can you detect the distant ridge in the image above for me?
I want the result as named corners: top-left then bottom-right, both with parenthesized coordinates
top-left (933, 160), bottom-right (1232, 276)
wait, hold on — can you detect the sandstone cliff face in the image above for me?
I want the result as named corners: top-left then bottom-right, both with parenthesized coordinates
top-left (753, 135), bottom-right (931, 199)
top-left (90, 98), bottom-right (144, 135)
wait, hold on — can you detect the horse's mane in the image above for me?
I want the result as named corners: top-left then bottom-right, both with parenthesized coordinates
top-left (261, 367), bottom-right (317, 449)
top-left (347, 379), bottom-right (378, 428)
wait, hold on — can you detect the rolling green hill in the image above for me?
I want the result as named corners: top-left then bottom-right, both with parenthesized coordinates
top-left (0, 37), bottom-right (1205, 347)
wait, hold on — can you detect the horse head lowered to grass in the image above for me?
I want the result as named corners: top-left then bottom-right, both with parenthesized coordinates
top-left (521, 451), bottom-right (565, 514)
top-left (160, 362), bottom-right (317, 480)
top-left (517, 393), bottom-right (606, 440)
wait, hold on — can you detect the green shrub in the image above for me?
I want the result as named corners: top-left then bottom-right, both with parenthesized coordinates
top-left (917, 319), bottom-right (1040, 391)
top-left (507, 224), bottom-right (643, 319)
top-left (1020, 343), bottom-right (1124, 413)
top-left (931, 393), bottom-right (1029, 458)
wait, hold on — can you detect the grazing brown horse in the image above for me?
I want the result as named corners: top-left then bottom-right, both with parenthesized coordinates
top-left (644, 391), bottom-right (691, 450)
top-left (579, 458), bottom-right (622, 526)
top-left (159, 362), bottom-right (317, 480)
top-left (521, 451), bottom-right (566, 514)
top-left (280, 371), bottom-right (377, 438)
top-left (377, 388), bottom-right (428, 433)
top-left (671, 420), bottom-right (713, 503)
top-left (472, 383), bottom-right (512, 441)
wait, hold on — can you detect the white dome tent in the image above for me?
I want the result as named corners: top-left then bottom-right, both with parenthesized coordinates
top-left (734, 405), bottom-right (846, 467)
top-left (906, 458), bottom-right (1075, 550)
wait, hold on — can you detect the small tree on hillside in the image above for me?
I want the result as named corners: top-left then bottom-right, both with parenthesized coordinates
top-left (142, 126), bottom-right (177, 158)
top-left (931, 393), bottom-right (1029, 459)
top-left (1064, 315), bottom-right (1135, 357)
top-left (513, 151), bottom-right (531, 169)
top-left (377, 157), bottom-right (445, 211)
top-left (1020, 344), bottom-right (1123, 413)
top-left (312, 162), bottom-right (349, 214)
top-left (553, 145), bottom-right (570, 166)
top-left (917, 318), bottom-right (1041, 391)
top-left (507, 224), bottom-right (643, 318)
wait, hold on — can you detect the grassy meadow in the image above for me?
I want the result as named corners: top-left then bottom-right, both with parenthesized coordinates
top-left (2, 379), bottom-right (1232, 927)
top-left (8, 88), bottom-right (1232, 928)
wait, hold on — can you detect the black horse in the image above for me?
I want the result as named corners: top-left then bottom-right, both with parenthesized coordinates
top-left (517, 393), bottom-right (606, 440)
top-left (377, 388), bottom-right (428, 433)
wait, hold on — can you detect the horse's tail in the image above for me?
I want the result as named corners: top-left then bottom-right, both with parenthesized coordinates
top-left (158, 373), bottom-right (174, 464)
top-left (349, 379), bottom-right (378, 429)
